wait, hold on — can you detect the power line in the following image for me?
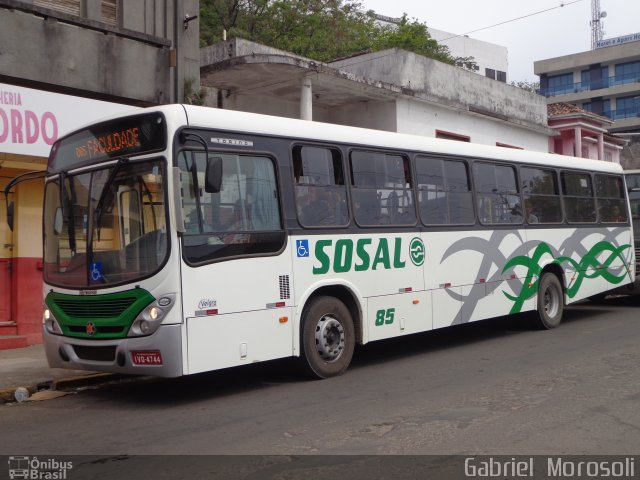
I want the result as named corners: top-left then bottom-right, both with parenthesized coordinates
top-left (438, 0), bottom-right (585, 42)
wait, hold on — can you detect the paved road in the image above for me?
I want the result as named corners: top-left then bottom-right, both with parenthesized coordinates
top-left (2, 298), bottom-right (640, 457)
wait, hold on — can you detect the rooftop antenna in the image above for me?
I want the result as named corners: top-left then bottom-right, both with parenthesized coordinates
top-left (591, 0), bottom-right (606, 49)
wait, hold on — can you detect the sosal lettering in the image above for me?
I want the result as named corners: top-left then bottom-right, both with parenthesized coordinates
top-left (313, 238), bottom-right (406, 274)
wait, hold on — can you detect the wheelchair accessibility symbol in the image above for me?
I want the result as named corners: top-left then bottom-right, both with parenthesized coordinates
top-left (296, 239), bottom-right (309, 258)
top-left (90, 262), bottom-right (104, 283)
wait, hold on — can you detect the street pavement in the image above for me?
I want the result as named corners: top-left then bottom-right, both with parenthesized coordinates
top-left (0, 343), bottom-right (108, 402)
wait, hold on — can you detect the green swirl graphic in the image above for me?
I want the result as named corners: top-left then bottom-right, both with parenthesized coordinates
top-left (502, 241), bottom-right (631, 314)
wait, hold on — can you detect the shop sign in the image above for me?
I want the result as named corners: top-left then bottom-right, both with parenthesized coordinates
top-left (0, 83), bottom-right (140, 158)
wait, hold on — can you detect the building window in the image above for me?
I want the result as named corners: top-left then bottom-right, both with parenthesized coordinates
top-left (435, 130), bottom-right (470, 142)
top-left (613, 61), bottom-right (640, 86)
top-left (102, 0), bottom-right (117, 26)
top-left (496, 71), bottom-right (506, 82)
top-left (614, 96), bottom-right (640, 120)
top-left (580, 66), bottom-right (610, 90)
top-left (34, 0), bottom-right (80, 15)
top-left (34, 0), bottom-right (117, 25)
top-left (485, 68), bottom-right (496, 80)
top-left (496, 142), bottom-right (523, 150)
top-left (547, 73), bottom-right (575, 95)
top-left (583, 102), bottom-right (592, 112)
top-left (581, 146), bottom-right (590, 159)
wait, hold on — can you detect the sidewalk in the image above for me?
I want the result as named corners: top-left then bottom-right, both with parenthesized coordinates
top-left (0, 344), bottom-right (108, 402)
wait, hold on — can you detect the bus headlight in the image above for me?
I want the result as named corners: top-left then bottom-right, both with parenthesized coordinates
top-left (128, 293), bottom-right (176, 337)
top-left (43, 307), bottom-right (63, 335)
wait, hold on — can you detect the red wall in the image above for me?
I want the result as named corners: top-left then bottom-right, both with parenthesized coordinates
top-left (12, 257), bottom-right (43, 345)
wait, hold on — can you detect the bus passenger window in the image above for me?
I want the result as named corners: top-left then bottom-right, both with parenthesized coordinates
top-left (416, 157), bottom-right (474, 225)
top-left (178, 150), bottom-right (284, 264)
top-left (473, 162), bottom-right (521, 225)
top-left (521, 167), bottom-right (562, 224)
top-left (350, 150), bottom-right (416, 227)
top-left (596, 174), bottom-right (627, 223)
top-left (293, 146), bottom-right (348, 228)
top-left (561, 171), bottom-right (597, 223)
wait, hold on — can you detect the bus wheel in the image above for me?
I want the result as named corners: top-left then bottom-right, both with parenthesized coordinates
top-left (300, 296), bottom-right (355, 379)
top-left (536, 273), bottom-right (564, 329)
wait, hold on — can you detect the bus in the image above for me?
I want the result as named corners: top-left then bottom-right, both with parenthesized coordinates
top-left (10, 105), bottom-right (634, 379)
top-left (622, 169), bottom-right (640, 292)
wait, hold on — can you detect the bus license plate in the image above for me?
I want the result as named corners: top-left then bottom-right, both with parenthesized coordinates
top-left (131, 351), bottom-right (163, 365)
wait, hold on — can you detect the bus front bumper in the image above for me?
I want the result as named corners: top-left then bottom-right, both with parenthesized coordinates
top-left (43, 323), bottom-right (183, 378)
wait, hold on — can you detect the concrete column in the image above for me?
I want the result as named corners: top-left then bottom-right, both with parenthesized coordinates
top-left (574, 127), bottom-right (583, 158)
top-left (300, 77), bottom-right (313, 121)
top-left (597, 133), bottom-right (605, 160)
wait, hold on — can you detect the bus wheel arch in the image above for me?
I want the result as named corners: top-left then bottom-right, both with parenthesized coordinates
top-left (298, 286), bottom-right (361, 379)
top-left (536, 264), bottom-right (565, 329)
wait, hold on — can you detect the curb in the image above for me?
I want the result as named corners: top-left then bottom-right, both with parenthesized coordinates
top-left (0, 373), bottom-right (122, 404)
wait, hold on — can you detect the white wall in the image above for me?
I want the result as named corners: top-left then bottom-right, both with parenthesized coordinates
top-left (395, 98), bottom-right (549, 151)
top-left (327, 101), bottom-right (397, 132)
top-left (428, 27), bottom-right (508, 80)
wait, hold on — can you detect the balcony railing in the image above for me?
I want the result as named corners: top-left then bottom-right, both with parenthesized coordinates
top-left (602, 105), bottom-right (640, 120)
top-left (538, 71), bottom-right (640, 97)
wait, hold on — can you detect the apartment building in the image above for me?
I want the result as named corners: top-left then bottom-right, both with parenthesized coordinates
top-left (534, 34), bottom-right (640, 135)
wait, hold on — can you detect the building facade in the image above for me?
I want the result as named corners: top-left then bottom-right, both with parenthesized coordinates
top-left (373, 14), bottom-right (509, 83)
top-left (201, 39), bottom-right (553, 152)
top-left (534, 36), bottom-right (640, 135)
top-left (547, 102), bottom-right (627, 163)
top-left (0, 0), bottom-right (199, 348)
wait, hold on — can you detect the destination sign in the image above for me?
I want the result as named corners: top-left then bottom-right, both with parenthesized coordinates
top-left (48, 112), bottom-right (166, 173)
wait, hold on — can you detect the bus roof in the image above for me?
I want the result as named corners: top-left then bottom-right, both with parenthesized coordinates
top-left (91, 104), bottom-right (626, 175)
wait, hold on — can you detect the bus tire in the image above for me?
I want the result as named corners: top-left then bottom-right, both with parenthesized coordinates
top-left (536, 273), bottom-right (564, 329)
top-left (299, 296), bottom-right (355, 379)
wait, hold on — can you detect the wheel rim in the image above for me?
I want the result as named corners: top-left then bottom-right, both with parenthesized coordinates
top-left (314, 314), bottom-right (345, 362)
top-left (543, 284), bottom-right (560, 318)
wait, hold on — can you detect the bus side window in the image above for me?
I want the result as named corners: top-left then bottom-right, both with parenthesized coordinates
top-left (350, 150), bottom-right (416, 227)
top-left (293, 146), bottom-right (348, 228)
top-left (521, 167), bottom-right (562, 224)
top-left (596, 174), bottom-right (627, 223)
top-left (561, 171), bottom-right (597, 223)
top-left (416, 156), bottom-right (474, 225)
top-left (473, 162), bottom-right (521, 225)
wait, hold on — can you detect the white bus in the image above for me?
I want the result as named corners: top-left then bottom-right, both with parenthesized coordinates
top-left (13, 105), bottom-right (634, 378)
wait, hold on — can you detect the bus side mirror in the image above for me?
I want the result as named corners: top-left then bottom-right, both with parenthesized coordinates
top-left (205, 156), bottom-right (222, 193)
top-left (6, 201), bottom-right (14, 231)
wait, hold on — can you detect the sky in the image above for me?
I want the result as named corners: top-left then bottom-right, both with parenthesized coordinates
top-left (360, 0), bottom-right (640, 83)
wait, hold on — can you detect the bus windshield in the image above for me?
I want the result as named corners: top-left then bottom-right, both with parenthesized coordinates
top-left (43, 158), bottom-right (168, 288)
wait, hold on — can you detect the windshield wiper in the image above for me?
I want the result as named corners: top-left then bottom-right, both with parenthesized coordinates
top-left (59, 172), bottom-right (77, 254)
top-left (89, 157), bottom-right (128, 247)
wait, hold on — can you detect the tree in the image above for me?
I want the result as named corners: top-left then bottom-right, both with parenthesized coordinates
top-left (510, 80), bottom-right (540, 93)
top-left (370, 15), bottom-right (453, 65)
top-left (199, 0), bottom-right (472, 67)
